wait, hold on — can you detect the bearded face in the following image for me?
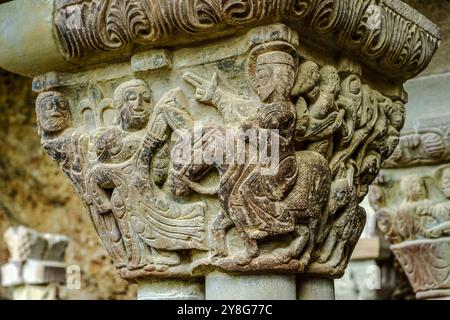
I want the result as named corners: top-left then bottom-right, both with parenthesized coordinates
top-left (255, 63), bottom-right (294, 102)
top-left (38, 95), bottom-right (70, 133)
top-left (255, 64), bottom-right (275, 102)
top-left (119, 85), bottom-right (152, 131)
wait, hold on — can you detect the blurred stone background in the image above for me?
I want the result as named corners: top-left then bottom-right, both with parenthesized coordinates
top-left (0, 70), bottom-right (137, 299)
top-left (0, 0), bottom-right (448, 300)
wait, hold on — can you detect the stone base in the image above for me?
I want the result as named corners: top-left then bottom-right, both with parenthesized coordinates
top-left (417, 289), bottom-right (450, 300)
top-left (297, 277), bottom-right (335, 300)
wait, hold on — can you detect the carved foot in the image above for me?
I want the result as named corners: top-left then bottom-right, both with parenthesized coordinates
top-left (188, 257), bottom-right (214, 274)
top-left (211, 242), bottom-right (228, 260)
top-left (297, 253), bottom-right (311, 272)
top-left (153, 250), bottom-right (181, 267)
top-left (273, 248), bottom-right (294, 264)
top-left (234, 248), bottom-right (260, 266)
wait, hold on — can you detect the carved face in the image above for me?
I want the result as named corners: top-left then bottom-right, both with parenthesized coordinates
top-left (292, 61), bottom-right (320, 98)
top-left (37, 93), bottom-right (70, 133)
top-left (348, 76), bottom-right (362, 95)
top-left (255, 65), bottom-right (274, 101)
top-left (387, 101), bottom-right (405, 131)
top-left (255, 63), bottom-right (295, 102)
top-left (441, 169), bottom-right (450, 198)
top-left (361, 153), bottom-right (381, 183)
top-left (319, 65), bottom-right (340, 95)
top-left (117, 84), bottom-right (152, 131)
top-left (401, 175), bottom-right (427, 201)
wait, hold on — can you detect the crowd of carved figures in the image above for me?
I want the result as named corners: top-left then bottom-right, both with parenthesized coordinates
top-left (35, 35), bottom-right (405, 279)
top-left (370, 162), bottom-right (450, 296)
top-left (371, 168), bottom-right (450, 244)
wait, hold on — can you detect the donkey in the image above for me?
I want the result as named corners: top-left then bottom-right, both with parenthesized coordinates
top-left (168, 125), bottom-right (332, 269)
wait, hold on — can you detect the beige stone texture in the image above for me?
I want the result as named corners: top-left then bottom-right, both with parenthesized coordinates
top-left (403, 0), bottom-right (450, 77)
top-left (0, 0), bottom-right (443, 300)
top-left (0, 69), bottom-right (136, 299)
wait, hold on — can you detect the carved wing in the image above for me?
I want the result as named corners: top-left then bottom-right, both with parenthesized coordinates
top-left (131, 201), bottom-right (207, 250)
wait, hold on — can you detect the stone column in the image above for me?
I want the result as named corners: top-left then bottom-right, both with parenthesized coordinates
top-left (370, 74), bottom-right (450, 299)
top-left (0, 0), bottom-right (440, 300)
top-left (0, 226), bottom-right (69, 300)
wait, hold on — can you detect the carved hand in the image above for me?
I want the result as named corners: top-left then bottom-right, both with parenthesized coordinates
top-left (416, 202), bottom-right (432, 217)
top-left (183, 72), bottom-right (219, 104)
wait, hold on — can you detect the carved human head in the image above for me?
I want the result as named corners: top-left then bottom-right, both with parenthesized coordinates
top-left (361, 152), bottom-right (381, 182)
top-left (255, 50), bottom-right (297, 102)
top-left (292, 61), bottom-right (320, 98)
top-left (440, 168), bottom-right (450, 199)
top-left (319, 65), bottom-right (340, 96)
top-left (376, 209), bottom-right (398, 244)
top-left (400, 175), bottom-right (427, 202)
top-left (36, 91), bottom-right (70, 135)
top-left (385, 100), bottom-right (405, 131)
top-left (341, 74), bottom-right (362, 97)
top-left (114, 79), bottom-right (152, 131)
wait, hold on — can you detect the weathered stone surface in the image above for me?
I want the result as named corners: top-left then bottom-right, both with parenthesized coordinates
top-left (372, 115), bottom-right (450, 299)
top-left (384, 116), bottom-right (450, 168)
top-left (31, 22), bottom-right (409, 281)
top-left (392, 238), bottom-right (450, 299)
top-left (0, 0), bottom-right (442, 82)
top-left (0, 69), bottom-right (136, 300)
top-left (138, 278), bottom-right (204, 300)
top-left (0, 0), bottom-right (441, 299)
top-left (0, 226), bottom-right (68, 300)
top-left (206, 272), bottom-right (296, 300)
top-left (403, 0), bottom-right (450, 77)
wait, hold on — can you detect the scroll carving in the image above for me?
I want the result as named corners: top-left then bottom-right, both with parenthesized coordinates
top-left (53, 0), bottom-right (441, 80)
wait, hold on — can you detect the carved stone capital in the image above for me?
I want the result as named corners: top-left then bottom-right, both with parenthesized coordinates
top-left (0, 226), bottom-right (68, 288)
top-left (0, 0), bottom-right (440, 299)
top-left (371, 115), bottom-right (450, 299)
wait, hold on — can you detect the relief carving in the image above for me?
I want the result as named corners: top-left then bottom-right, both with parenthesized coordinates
top-left (35, 24), bottom-right (407, 281)
top-left (371, 166), bottom-right (450, 298)
top-left (384, 117), bottom-right (450, 168)
top-left (53, 0), bottom-right (441, 81)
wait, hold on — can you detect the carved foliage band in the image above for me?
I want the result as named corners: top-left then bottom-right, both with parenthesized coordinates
top-left (53, 0), bottom-right (440, 80)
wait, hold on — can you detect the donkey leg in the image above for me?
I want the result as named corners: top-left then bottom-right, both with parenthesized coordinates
top-left (327, 240), bottom-right (346, 268)
top-left (274, 224), bottom-right (309, 264)
top-left (298, 218), bottom-right (320, 269)
top-left (211, 210), bottom-right (233, 259)
top-left (318, 229), bottom-right (337, 263)
top-left (231, 217), bottom-right (260, 266)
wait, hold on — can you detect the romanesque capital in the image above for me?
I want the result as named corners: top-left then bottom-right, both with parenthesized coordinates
top-left (0, 0), bottom-right (441, 299)
top-left (1, 226), bottom-right (69, 299)
top-left (371, 115), bottom-right (450, 299)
